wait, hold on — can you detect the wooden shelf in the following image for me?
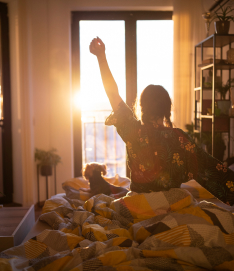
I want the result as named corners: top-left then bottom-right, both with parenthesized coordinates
top-left (201, 115), bottom-right (213, 119)
top-left (200, 63), bottom-right (234, 70)
top-left (195, 34), bottom-right (234, 48)
top-left (200, 114), bottom-right (234, 119)
top-left (195, 34), bottom-right (234, 159)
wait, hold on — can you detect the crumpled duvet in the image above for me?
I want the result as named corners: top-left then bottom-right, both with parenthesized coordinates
top-left (1, 177), bottom-right (234, 271)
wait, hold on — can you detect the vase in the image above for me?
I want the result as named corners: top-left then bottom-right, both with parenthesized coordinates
top-left (214, 21), bottom-right (230, 34)
top-left (202, 12), bottom-right (212, 37)
top-left (217, 100), bottom-right (231, 115)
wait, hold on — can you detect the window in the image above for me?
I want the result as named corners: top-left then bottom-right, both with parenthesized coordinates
top-left (72, 11), bottom-right (173, 177)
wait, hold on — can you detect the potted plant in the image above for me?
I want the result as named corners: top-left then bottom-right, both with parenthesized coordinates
top-left (216, 78), bottom-right (234, 115)
top-left (35, 148), bottom-right (61, 176)
top-left (202, 132), bottom-right (226, 162)
top-left (211, 4), bottom-right (234, 34)
top-left (185, 123), bottom-right (226, 161)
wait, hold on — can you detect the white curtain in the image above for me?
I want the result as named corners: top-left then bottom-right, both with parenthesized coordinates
top-left (173, 0), bottom-right (208, 130)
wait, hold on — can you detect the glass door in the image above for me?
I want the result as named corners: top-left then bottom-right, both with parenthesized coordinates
top-left (72, 11), bottom-right (173, 178)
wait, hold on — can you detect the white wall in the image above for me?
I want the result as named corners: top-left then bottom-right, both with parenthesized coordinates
top-left (6, 0), bottom-right (173, 206)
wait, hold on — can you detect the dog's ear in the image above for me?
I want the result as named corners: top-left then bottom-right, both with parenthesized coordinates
top-left (83, 164), bottom-right (91, 180)
top-left (101, 164), bottom-right (107, 176)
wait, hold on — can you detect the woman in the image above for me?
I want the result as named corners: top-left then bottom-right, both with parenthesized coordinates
top-left (89, 37), bottom-right (234, 206)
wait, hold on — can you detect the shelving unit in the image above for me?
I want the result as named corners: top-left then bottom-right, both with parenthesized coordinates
top-left (194, 34), bottom-right (234, 161)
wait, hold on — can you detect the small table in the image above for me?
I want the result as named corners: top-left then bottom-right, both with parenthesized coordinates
top-left (0, 205), bottom-right (35, 252)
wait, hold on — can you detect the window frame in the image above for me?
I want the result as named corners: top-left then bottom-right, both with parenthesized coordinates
top-left (71, 11), bottom-right (172, 177)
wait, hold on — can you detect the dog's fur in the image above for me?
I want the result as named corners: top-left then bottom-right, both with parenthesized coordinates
top-left (82, 162), bottom-right (128, 198)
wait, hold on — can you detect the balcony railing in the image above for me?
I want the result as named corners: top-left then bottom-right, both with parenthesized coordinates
top-left (82, 110), bottom-right (126, 177)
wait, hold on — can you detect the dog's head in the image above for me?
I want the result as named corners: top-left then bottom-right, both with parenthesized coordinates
top-left (83, 162), bottom-right (107, 180)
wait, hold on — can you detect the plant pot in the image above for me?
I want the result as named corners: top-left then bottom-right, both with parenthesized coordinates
top-left (214, 21), bottom-right (230, 34)
top-left (40, 165), bottom-right (53, 176)
top-left (217, 100), bottom-right (231, 115)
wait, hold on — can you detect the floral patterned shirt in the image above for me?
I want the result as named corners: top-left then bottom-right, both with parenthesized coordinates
top-left (105, 101), bottom-right (234, 206)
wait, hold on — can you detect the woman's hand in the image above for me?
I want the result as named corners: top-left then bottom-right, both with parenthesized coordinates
top-left (89, 37), bottom-right (105, 57)
top-left (89, 36), bottom-right (122, 111)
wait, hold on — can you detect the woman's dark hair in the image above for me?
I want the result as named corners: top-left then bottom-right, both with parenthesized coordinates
top-left (135, 85), bottom-right (172, 128)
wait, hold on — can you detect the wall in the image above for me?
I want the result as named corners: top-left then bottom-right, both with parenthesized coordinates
top-left (6, 0), bottom-right (173, 206)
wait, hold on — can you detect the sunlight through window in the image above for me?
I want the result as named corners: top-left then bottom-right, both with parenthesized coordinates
top-left (79, 20), bottom-right (173, 177)
top-left (137, 20), bottom-right (173, 98)
top-left (80, 21), bottom-right (126, 177)
top-left (79, 21), bottom-right (126, 112)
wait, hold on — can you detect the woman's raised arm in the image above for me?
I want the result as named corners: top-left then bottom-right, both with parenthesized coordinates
top-left (89, 37), bottom-right (123, 111)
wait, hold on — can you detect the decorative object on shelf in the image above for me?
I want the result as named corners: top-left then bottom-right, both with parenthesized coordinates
top-left (207, 102), bottom-right (221, 116)
top-left (204, 81), bottom-right (212, 88)
top-left (35, 148), bottom-right (61, 176)
top-left (229, 105), bottom-right (234, 116)
top-left (216, 78), bottom-right (234, 100)
top-left (207, 108), bottom-right (212, 115)
top-left (202, 12), bottom-right (212, 37)
top-left (185, 122), bottom-right (226, 161)
top-left (215, 21), bottom-right (230, 34)
top-left (216, 78), bottom-right (234, 115)
top-left (227, 48), bottom-right (234, 64)
top-left (217, 100), bottom-right (231, 115)
top-left (203, 132), bottom-right (226, 162)
top-left (212, 5), bottom-right (234, 34)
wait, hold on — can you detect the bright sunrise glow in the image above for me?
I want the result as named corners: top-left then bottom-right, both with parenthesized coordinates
top-left (137, 20), bottom-right (173, 98)
top-left (79, 20), bottom-right (173, 176)
top-left (79, 21), bottom-right (126, 113)
top-left (73, 91), bottom-right (81, 109)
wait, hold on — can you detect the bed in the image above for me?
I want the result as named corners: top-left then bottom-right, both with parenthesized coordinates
top-left (0, 175), bottom-right (234, 271)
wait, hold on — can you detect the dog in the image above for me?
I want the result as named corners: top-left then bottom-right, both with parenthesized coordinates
top-left (81, 162), bottom-right (128, 198)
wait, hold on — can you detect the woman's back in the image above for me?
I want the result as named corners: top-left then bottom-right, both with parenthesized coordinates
top-left (106, 101), bottom-right (234, 205)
